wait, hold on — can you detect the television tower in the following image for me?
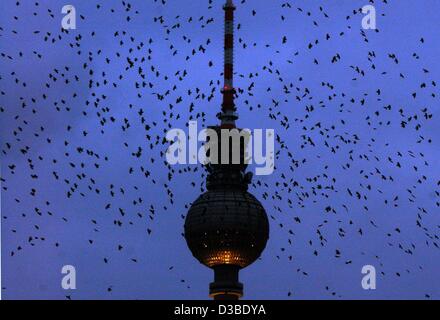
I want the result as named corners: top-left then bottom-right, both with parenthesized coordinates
top-left (184, 0), bottom-right (269, 300)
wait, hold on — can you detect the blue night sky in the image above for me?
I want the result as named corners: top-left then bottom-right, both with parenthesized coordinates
top-left (1, 0), bottom-right (439, 299)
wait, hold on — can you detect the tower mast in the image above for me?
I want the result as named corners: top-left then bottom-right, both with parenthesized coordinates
top-left (219, 0), bottom-right (238, 129)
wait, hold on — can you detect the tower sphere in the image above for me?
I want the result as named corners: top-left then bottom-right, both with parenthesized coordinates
top-left (184, 188), bottom-right (269, 269)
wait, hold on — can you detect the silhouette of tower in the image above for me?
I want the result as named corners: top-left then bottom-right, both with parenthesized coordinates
top-left (184, 0), bottom-right (269, 300)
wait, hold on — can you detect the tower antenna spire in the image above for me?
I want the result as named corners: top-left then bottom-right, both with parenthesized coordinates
top-left (218, 0), bottom-right (238, 129)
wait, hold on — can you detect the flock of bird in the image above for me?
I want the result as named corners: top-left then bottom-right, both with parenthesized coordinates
top-left (1, 0), bottom-right (439, 299)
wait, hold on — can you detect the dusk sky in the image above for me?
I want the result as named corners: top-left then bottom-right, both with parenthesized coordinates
top-left (1, 0), bottom-right (439, 299)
